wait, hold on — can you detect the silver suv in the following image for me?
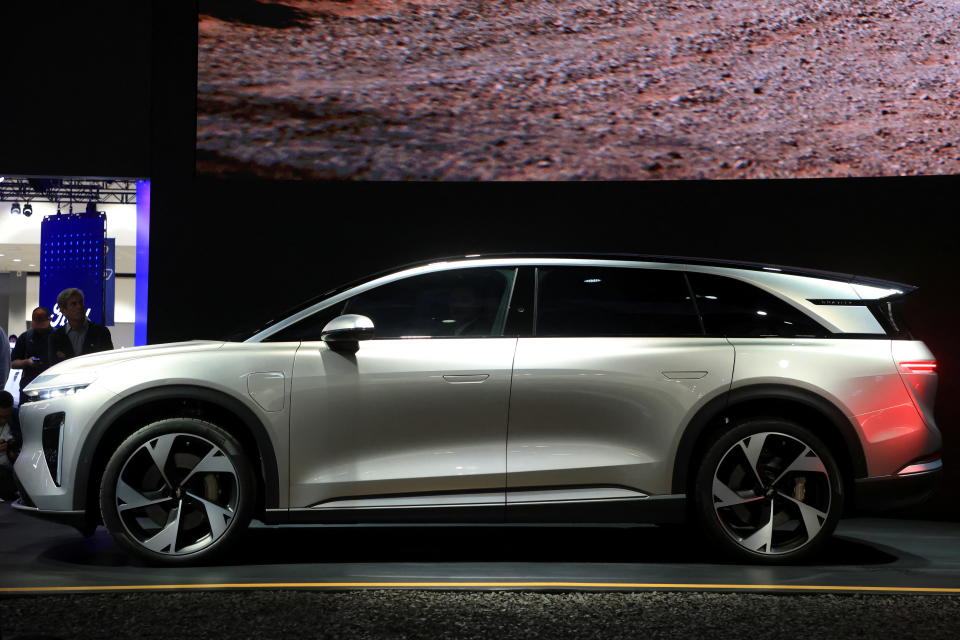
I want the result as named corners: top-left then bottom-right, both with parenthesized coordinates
top-left (12, 255), bottom-right (942, 565)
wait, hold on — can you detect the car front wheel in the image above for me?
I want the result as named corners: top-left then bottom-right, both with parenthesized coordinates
top-left (99, 418), bottom-right (254, 565)
top-left (693, 418), bottom-right (844, 564)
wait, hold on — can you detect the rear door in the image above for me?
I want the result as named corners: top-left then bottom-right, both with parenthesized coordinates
top-left (506, 265), bottom-right (735, 504)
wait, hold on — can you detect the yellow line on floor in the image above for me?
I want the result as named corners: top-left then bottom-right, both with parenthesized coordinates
top-left (2, 582), bottom-right (960, 594)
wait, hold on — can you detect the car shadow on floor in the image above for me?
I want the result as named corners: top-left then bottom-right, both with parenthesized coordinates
top-left (39, 523), bottom-right (899, 569)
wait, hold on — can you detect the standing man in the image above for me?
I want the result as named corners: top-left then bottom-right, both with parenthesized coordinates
top-left (51, 288), bottom-right (114, 363)
top-left (11, 306), bottom-right (54, 405)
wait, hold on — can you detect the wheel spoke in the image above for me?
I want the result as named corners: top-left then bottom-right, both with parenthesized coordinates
top-left (739, 434), bottom-right (768, 486)
top-left (186, 491), bottom-right (234, 541)
top-left (179, 446), bottom-right (236, 487)
top-left (713, 477), bottom-right (765, 508)
top-left (739, 498), bottom-right (775, 553)
top-left (713, 430), bottom-right (834, 556)
top-left (116, 431), bottom-right (243, 557)
top-left (777, 491), bottom-right (828, 540)
top-left (141, 499), bottom-right (183, 553)
top-left (117, 478), bottom-right (173, 512)
top-left (771, 446), bottom-right (828, 487)
top-left (144, 434), bottom-right (178, 489)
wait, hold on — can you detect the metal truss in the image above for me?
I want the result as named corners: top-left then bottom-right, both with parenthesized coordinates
top-left (0, 177), bottom-right (138, 206)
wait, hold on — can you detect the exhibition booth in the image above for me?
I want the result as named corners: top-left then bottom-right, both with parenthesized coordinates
top-left (0, 176), bottom-right (150, 401)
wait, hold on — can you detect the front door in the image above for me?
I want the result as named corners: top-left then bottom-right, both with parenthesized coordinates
top-left (288, 266), bottom-right (519, 511)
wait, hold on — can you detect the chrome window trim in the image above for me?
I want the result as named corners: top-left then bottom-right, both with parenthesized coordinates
top-left (246, 258), bottom-right (683, 343)
top-left (246, 257), bottom-right (877, 343)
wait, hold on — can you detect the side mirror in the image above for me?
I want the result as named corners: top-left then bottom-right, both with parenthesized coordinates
top-left (321, 314), bottom-right (375, 347)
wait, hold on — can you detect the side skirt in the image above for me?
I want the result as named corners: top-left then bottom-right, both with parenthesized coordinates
top-left (265, 495), bottom-right (687, 526)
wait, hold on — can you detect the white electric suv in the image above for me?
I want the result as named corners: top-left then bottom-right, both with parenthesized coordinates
top-left (12, 255), bottom-right (942, 565)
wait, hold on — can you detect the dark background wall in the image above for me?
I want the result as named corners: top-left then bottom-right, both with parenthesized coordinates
top-left (4, 2), bottom-right (957, 519)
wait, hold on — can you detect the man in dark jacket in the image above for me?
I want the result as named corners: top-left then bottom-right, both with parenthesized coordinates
top-left (11, 306), bottom-right (54, 404)
top-left (51, 288), bottom-right (114, 363)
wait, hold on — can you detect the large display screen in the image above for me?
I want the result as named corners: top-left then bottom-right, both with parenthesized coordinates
top-left (197, 1), bottom-right (959, 180)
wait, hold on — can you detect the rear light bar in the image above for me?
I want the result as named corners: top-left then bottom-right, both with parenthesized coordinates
top-left (899, 361), bottom-right (937, 374)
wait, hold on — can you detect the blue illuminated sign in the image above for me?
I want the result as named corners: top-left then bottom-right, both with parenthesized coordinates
top-left (104, 237), bottom-right (116, 326)
top-left (39, 213), bottom-right (107, 326)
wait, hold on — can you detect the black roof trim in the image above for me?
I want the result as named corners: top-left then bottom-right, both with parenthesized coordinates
top-left (237, 252), bottom-right (917, 341)
top-left (424, 253), bottom-right (919, 293)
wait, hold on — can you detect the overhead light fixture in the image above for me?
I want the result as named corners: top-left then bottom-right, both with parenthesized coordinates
top-left (22, 203), bottom-right (33, 217)
top-left (10, 202), bottom-right (20, 215)
top-left (85, 201), bottom-right (98, 215)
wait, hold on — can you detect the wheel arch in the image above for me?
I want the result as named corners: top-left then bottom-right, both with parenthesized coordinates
top-left (74, 385), bottom-right (281, 519)
top-left (671, 383), bottom-right (867, 495)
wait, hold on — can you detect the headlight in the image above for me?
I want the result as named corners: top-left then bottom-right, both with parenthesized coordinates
top-left (22, 371), bottom-right (98, 403)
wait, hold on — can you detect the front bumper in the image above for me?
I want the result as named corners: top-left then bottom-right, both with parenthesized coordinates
top-left (10, 500), bottom-right (98, 537)
top-left (11, 471), bottom-right (98, 536)
top-left (853, 464), bottom-right (942, 514)
top-left (13, 383), bottom-right (116, 512)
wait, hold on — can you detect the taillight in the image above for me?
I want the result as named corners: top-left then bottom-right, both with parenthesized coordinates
top-left (899, 360), bottom-right (937, 374)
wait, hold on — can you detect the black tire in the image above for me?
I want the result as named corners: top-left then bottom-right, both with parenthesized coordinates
top-left (99, 418), bottom-right (255, 566)
top-left (692, 417), bottom-right (844, 564)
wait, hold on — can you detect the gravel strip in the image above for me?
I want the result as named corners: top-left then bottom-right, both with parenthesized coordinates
top-left (4, 590), bottom-right (960, 639)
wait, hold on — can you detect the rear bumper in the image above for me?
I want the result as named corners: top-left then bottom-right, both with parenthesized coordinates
top-left (853, 464), bottom-right (942, 514)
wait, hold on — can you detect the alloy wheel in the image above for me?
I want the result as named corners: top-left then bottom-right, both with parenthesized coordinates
top-left (115, 432), bottom-right (240, 556)
top-left (712, 431), bottom-right (831, 555)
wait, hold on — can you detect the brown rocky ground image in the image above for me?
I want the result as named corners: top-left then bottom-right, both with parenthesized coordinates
top-left (197, 0), bottom-right (960, 180)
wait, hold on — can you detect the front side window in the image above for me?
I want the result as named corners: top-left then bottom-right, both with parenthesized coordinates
top-left (264, 267), bottom-right (517, 341)
top-left (342, 267), bottom-right (517, 339)
top-left (536, 267), bottom-right (701, 337)
top-left (687, 272), bottom-right (827, 338)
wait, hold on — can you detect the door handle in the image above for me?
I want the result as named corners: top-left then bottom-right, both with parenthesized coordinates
top-left (661, 371), bottom-right (708, 379)
top-left (442, 374), bottom-right (490, 384)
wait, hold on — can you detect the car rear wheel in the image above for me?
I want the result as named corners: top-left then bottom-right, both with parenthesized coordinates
top-left (693, 418), bottom-right (844, 564)
top-left (99, 418), bottom-right (254, 565)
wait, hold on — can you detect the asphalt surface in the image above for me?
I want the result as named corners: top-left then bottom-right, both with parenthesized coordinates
top-left (3, 498), bottom-right (960, 594)
top-left (5, 499), bottom-right (960, 639)
top-left (4, 590), bottom-right (960, 640)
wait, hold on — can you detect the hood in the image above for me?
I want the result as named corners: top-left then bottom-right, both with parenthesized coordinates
top-left (43, 340), bottom-right (225, 374)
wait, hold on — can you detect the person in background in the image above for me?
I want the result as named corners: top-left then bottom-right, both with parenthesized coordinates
top-left (11, 306), bottom-right (53, 405)
top-left (0, 326), bottom-right (9, 391)
top-left (0, 390), bottom-right (19, 501)
top-left (51, 288), bottom-right (113, 363)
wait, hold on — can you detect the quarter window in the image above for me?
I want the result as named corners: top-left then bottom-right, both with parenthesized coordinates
top-left (687, 272), bottom-right (827, 337)
top-left (535, 267), bottom-right (701, 337)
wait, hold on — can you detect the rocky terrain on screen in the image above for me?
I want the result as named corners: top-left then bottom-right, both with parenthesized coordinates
top-left (197, 0), bottom-right (960, 180)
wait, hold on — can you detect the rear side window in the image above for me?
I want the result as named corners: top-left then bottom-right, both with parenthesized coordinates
top-left (687, 272), bottom-right (827, 338)
top-left (536, 267), bottom-right (701, 337)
